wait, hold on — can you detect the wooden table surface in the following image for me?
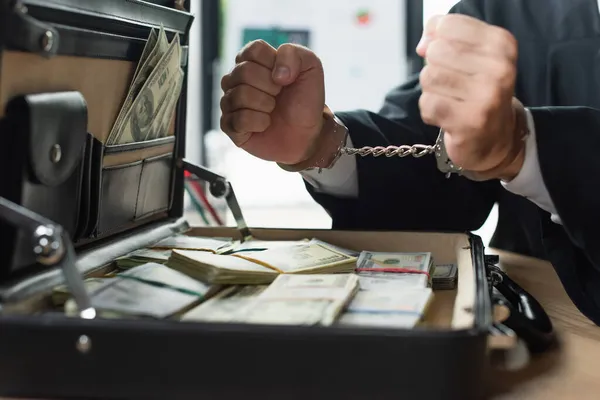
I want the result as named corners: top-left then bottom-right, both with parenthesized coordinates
top-left (487, 249), bottom-right (600, 399)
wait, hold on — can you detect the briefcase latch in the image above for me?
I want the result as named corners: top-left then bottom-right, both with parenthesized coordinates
top-left (2, 1), bottom-right (60, 57)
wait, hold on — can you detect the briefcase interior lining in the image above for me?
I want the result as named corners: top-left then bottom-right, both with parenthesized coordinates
top-left (2, 226), bottom-right (486, 334)
top-left (184, 227), bottom-right (482, 331)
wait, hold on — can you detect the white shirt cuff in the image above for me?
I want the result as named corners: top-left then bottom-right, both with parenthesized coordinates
top-left (300, 135), bottom-right (359, 198)
top-left (501, 108), bottom-right (562, 225)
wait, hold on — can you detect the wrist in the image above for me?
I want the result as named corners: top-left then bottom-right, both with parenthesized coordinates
top-left (466, 98), bottom-right (528, 182)
top-left (497, 99), bottom-right (528, 182)
top-left (278, 106), bottom-right (348, 172)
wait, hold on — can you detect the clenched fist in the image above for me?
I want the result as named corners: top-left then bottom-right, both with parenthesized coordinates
top-left (219, 40), bottom-right (326, 165)
top-left (417, 14), bottom-right (526, 181)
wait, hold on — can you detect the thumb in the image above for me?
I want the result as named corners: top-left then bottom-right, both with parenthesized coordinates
top-left (273, 43), bottom-right (322, 86)
top-left (416, 14), bottom-right (443, 57)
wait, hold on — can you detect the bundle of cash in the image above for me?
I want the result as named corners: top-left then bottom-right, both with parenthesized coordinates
top-left (308, 238), bottom-right (360, 257)
top-left (167, 241), bottom-right (357, 285)
top-left (150, 234), bottom-right (232, 252)
top-left (64, 263), bottom-right (213, 319)
top-left (115, 248), bottom-right (172, 269)
top-left (106, 25), bottom-right (184, 145)
top-left (244, 274), bottom-right (359, 326)
top-left (51, 278), bottom-right (111, 306)
top-left (181, 285), bottom-right (268, 323)
top-left (168, 250), bottom-right (281, 284)
top-left (338, 288), bottom-right (433, 329)
top-left (217, 238), bottom-right (310, 254)
top-left (432, 264), bottom-right (458, 290)
top-left (232, 241), bottom-right (357, 274)
top-left (184, 274), bottom-right (359, 326)
top-left (356, 251), bottom-right (435, 289)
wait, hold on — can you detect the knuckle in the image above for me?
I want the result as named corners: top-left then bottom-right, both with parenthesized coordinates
top-left (425, 39), bottom-right (445, 62)
top-left (261, 93), bottom-right (277, 113)
top-left (231, 111), bottom-right (247, 134)
top-left (232, 61), bottom-right (253, 83)
top-left (492, 27), bottom-right (518, 58)
top-left (255, 113), bottom-right (271, 132)
top-left (246, 40), bottom-right (266, 60)
top-left (219, 92), bottom-right (228, 111)
top-left (418, 93), bottom-right (437, 125)
top-left (237, 39), bottom-right (267, 63)
top-left (219, 116), bottom-right (230, 134)
top-left (420, 65), bottom-right (452, 90)
top-left (220, 74), bottom-right (230, 91)
top-left (436, 14), bottom-right (455, 33)
top-left (419, 65), bottom-right (434, 88)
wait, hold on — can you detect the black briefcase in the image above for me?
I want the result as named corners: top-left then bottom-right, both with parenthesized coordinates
top-left (0, 1), bottom-right (556, 399)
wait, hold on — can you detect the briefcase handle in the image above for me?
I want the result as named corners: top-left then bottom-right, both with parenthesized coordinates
top-left (485, 255), bottom-right (556, 354)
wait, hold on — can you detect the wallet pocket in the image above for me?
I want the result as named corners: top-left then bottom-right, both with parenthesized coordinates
top-left (136, 152), bottom-right (174, 219)
top-left (95, 136), bottom-right (175, 237)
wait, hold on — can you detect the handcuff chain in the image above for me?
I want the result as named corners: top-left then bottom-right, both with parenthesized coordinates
top-left (341, 144), bottom-right (437, 158)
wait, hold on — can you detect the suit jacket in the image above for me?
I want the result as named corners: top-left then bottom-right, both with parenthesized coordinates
top-left (306, 0), bottom-right (600, 325)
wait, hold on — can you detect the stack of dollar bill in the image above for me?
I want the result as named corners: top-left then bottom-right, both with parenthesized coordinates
top-left (115, 248), bottom-right (172, 269)
top-left (106, 25), bottom-right (184, 145)
top-left (338, 288), bottom-right (434, 329)
top-left (64, 263), bottom-right (214, 319)
top-left (183, 274), bottom-right (359, 326)
top-left (52, 278), bottom-right (112, 306)
top-left (181, 285), bottom-right (269, 323)
top-left (150, 234), bottom-right (232, 252)
top-left (167, 241), bottom-right (357, 285)
top-left (432, 264), bottom-right (458, 290)
top-left (355, 251), bottom-right (435, 290)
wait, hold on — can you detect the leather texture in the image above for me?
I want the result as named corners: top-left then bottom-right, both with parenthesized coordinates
top-left (0, 91), bottom-right (88, 278)
top-left (0, 1), bottom-right (59, 57)
top-left (23, 92), bottom-right (88, 187)
top-left (98, 160), bottom-right (143, 236)
top-left (97, 137), bottom-right (176, 237)
top-left (136, 153), bottom-right (174, 219)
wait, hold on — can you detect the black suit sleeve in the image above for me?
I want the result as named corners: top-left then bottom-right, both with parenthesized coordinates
top-left (304, 0), bottom-right (501, 232)
top-left (305, 74), bottom-right (501, 233)
top-left (530, 107), bottom-right (600, 324)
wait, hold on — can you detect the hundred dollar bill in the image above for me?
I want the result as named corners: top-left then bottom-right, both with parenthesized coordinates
top-left (115, 248), bottom-right (172, 269)
top-left (132, 28), bottom-right (158, 83)
top-left (181, 285), bottom-right (268, 323)
top-left (168, 250), bottom-right (280, 285)
top-left (217, 238), bottom-right (310, 254)
top-left (108, 26), bottom-right (169, 144)
top-left (357, 272), bottom-right (429, 291)
top-left (111, 32), bottom-right (181, 145)
top-left (52, 277), bottom-right (112, 306)
top-left (232, 241), bottom-right (357, 274)
top-left (144, 67), bottom-right (184, 140)
top-left (245, 274), bottom-right (360, 326)
top-left (338, 288), bottom-right (434, 329)
top-left (356, 251), bottom-right (434, 288)
top-left (150, 234), bottom-right (232, 252)
top-left (64, 263), bottom-right (212, 319)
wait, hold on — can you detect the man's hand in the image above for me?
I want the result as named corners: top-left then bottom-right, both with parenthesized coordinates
top-left (417, 14), bottom-right (526, 181)
top-left (219, 40), bottom-right (326, 165)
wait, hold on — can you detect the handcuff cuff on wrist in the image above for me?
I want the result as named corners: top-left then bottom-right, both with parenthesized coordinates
top-left (290, 105), bottom-right (529, 182)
